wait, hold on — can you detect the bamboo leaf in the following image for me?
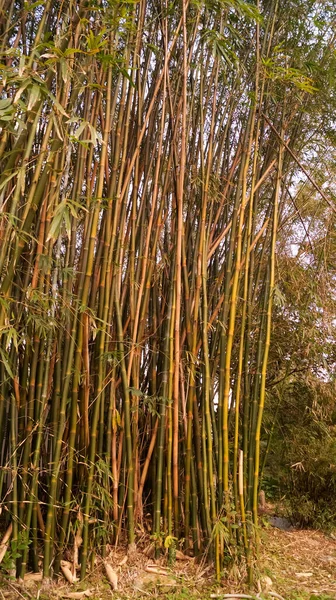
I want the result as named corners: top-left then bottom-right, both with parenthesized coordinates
top-left (0, 348), bottom-right (14, 379)
top-left (27, 84), bottom-right (40, 110)
top-left (46, 209), bottom-right (64, 242)
top-left (0, 170), bottom-right (19, 191)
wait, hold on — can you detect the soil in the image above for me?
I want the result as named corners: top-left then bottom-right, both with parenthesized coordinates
top-left (0, 526), bottom-right (335, 600)
top-left (259, 526), bottom-right (336, 599)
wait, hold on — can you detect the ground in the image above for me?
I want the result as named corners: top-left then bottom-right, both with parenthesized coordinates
top-left (0, 526), bottom-right (335, 600)
top-left (259, 526), bottom-right (336, 599)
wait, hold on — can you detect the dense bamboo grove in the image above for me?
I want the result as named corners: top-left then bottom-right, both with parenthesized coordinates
top-left (0, 0), bottom-right (334, 583)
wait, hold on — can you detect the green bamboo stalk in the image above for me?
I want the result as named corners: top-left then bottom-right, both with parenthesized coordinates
top-left (253, 140), bottom-right (285, 528)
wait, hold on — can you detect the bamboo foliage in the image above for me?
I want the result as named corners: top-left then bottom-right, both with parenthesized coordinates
top-left (0, 0), bottom-right (333, 582)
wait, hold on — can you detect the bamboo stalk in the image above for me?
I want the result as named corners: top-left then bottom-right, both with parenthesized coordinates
top-left (0, 0), bottom-right (330, 584)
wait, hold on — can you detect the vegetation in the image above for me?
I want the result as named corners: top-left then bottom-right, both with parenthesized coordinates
top-left (262, 146), bottom-right (336, 530)
top-left (0, 0), bottom-right (334, 587)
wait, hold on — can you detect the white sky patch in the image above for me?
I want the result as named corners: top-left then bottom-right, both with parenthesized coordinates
top-left (213, 387), bottom-right (233, 408)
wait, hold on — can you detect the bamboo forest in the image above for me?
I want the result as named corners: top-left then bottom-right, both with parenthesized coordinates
top-left (0, 1), bottom-right (335, 598)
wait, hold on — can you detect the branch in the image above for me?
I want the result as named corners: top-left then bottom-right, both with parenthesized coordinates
top-left (262, 113), bottom-right (336, 215)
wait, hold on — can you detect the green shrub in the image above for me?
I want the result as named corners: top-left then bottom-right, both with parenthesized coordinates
top-left (263, 379), bottom-right (336, 530)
